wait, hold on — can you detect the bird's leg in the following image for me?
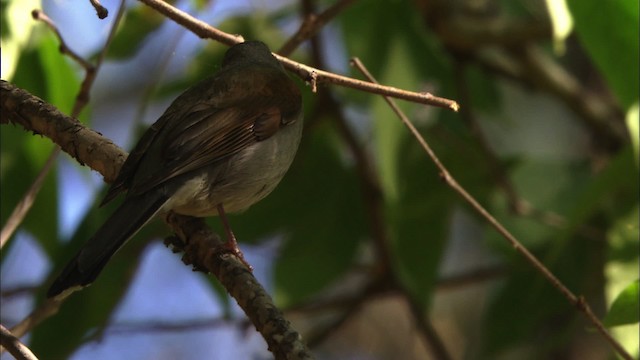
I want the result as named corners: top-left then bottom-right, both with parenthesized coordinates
top-left (216, 203), bottom-right (253, 271)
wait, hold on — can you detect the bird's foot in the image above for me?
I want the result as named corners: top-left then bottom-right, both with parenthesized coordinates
top-left (215, 203), bottom-right (253, 271)
top-left (216, 236), bottom-right (253, 271)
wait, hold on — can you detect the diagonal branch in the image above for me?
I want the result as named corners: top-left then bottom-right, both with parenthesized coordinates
top-left (0, 325), bottom-right (38, 360)
top-left (136, 0), bottom-right (459, 111)
top-left (1, 2), bottom-right (129, 248)
top-left (0, 81), bottom-right (314, 359)
top-left (349, 58), bottom-right (633, 360)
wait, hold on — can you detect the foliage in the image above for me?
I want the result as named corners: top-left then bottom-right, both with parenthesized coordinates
top-left (1, 0), bottom-right (638, 358)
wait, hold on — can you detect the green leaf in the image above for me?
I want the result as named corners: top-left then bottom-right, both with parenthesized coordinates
top-left (107, 4), bottom-right (166, 59)
top-left (608, 205), bottom-right (640, 263)
top-left (341, 0), bottom-right (394, 79)
top-left (562, 146), bottom-right (638, 242)
top-left (627, 103), bottom-right (639, 167)
top-left (567, 0), bottom-right (640, 109)
top-left (0, 0), bottom-right (41, 80)
top-left (544, 0), bottom-right (573, 54)
top-left (604, 280), bottom-right (640, 327)
top-left (38, 34), bottom-right (80, 115)
top-left (0, 125), bottom-right (57, 257)
top-left (482, 234), bottom-right (596, 357)
top-left (2, 33), bottom-right (81, 256)
top-left (226, 121), bottom-right (365, 306)
top-left (390, 139), bottom-right (450, 304)
top-left (31, 197), bottom-right (165, 357)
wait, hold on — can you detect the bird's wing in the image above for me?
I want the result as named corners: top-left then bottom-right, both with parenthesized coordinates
top-left (113, 65), bottom-right (301, 198)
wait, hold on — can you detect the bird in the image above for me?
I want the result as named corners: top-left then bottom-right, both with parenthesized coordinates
top-left (47, 41), bottom-right (303, 299)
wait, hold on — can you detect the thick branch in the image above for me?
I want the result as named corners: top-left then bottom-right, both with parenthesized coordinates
top-left (165, 215), bottom-right (313, 359)
top-left (1, 80), bottom-right (125, 183)
top-left (0, 80), bottom-right (313, 359)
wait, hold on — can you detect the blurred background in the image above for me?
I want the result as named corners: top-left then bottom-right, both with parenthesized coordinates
top-left (1, 0), bottom-right (638, 359)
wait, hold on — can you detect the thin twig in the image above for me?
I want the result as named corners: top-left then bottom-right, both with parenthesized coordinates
top-left (350, 57), bottom-right (633, 360)
top-left (137, 0), bottom-right (244, 46)
top-left (1, 0), bottom-right (129, 342)
top-left (105, 318), bottom-right (233, 335)
top-left (0, 149), bottom-right (59, 248)
top-left (403, 295), bottom-right (453, 360)
top-left (2, 4), bottom-right (127, 249)
top-left (8, 299), bottom-right (62, 339)
top-left (452, 61), bottom-right (604, 241)
top-left (136, 0), bottom-right (459, 111)
top-left (0, 325), bottom-right (39, 360)
top-left (298, 0), bottom-right (393, 276)
top-left (89, 0), bottom-right (109, 19)
top-left (31, 10), bottom-right (93, 70)
top-left (1, 10), bottom-right (90, 249)
top-left (73, 0), bottom-right (126, 115)
top-left (165, 215), bottom-right (314, 359)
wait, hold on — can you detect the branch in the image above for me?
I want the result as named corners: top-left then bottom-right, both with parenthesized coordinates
top-left (403, 295), bottom-right (452, 360)
top-left (1, 3), bottom-right (129, 248)
top-left (88, 0), bottom-right (109, 19)
top-left (0, 81), bottom-right (313, 359)
top-left (0, 325), bottom-right (39, 360)
top-left (349, 58), bottom-right (633, 360)
top-left (165, 215), bottom-right (313, 359)
top-left (0, 80), bottom-right (126, 182)
top-left (136, 0), bottom-right (459, 111)
top-left (0, 150), bottom-right (57, 248)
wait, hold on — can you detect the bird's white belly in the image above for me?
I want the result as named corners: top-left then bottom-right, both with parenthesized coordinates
top-left (162, 117), bottom-right (302, 217)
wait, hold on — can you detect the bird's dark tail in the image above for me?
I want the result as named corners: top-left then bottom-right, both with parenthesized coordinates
top-left (47, 192), bottom-right (169, 298)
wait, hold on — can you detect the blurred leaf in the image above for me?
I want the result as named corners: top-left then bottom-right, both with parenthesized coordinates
top-left (0, 125), bottom-right (57, 258)
top-left (562, 146), bottom-right (638, 240)
top-left (0, 0), bottom-right (41, 80)
top-left (393, 120), bottom-right (494, 305)
top-left (486, 159), bottom-right (590, 255)
top-left (341, 0), bottom-right (393, 79)
top-left (372, 41), bottom-right (412, 203)
top-left (189, 0), bottom-right (209, 12)
top-left (155, 13), bottom-right (296, 104)
top-left (107, 4), bottom-right (165, 59)
top-left (341, 0), bottom-right (453, 104)
top-left (155, 41), bottom-right (227, 99)
top-left (8, 44), bottom-right (48, 98)
top-left (464, 65), bottom-right (502, 113)
top-left (38, 34), bottom-right (79, 115)
top-left (359, 14), bottom-right (444, 304)
top-left (482, 233), bottom-right (596, 357)
top-left (544, 0), bottom-right (573, 54)
top-left (344, 1), bottom-right (492, 304)
top-left (604, 280), bottom-right (640, 327)
top-left (2, 33), bottom-right (81, 256)
top-left (30, 196), bottom-right (165, 357)
top-left (227, 121), bottom-right (365, 306)
top-left (627, 103), bottom-right (639, 167)
top-left (607, 205), bottom-right (640, 263)
top-left (390, 138), bottom-right (450, 304)
top-left (276, 123), bottom-right (366, 305)
top-left (217, 14), bottom-right (288, 48)
top-left (568, 0), bottom-right (640, 109)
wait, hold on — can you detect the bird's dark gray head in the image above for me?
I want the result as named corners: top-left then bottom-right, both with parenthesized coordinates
top-left (222, 41), bottom-right (281, 69)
